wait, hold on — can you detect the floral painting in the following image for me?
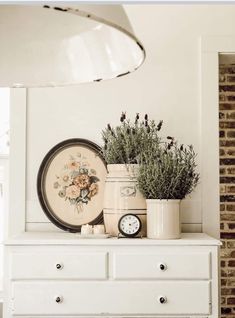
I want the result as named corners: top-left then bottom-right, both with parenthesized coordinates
top-left (54, 152), bottom-right (100, 214)
top-left (37, 139), bottom-right (107, 232)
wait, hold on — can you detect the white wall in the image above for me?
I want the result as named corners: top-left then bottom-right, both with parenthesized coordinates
top-left (25, 4), bottom-right (234, 235)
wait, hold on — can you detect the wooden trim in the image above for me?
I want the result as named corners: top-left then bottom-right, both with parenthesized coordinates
top-left (200, 36), bottom-right (235, 239)
top-left (0, 158), bottom-right (9, 241)
top-left (7, 88), bottom-right (27, 238)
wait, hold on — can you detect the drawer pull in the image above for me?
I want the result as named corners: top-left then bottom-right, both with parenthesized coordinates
top-left (55, 263), bottom-right (63, 270)
top-left (158, 296), bottom-right (167, 304)
top-left (159, 263), bottom-right (167, 271)
top-left (55, 296), bottom-right (63, 303)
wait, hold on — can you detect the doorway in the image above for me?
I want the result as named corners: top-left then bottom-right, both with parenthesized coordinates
top-left (219, 53), bottom-right (235, 317)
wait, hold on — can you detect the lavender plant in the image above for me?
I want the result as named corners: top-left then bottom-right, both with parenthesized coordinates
top-left (137, 138), bottom-right (199, 200)
top-left (101, 112), bottom-right (163, 164)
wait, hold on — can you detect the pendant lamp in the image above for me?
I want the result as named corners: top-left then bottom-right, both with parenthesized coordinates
top-left (0, 5), bottom-right (145, 87)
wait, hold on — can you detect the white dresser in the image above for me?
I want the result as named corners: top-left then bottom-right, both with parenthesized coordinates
top-left (3, 232), bottom-right (220, 318)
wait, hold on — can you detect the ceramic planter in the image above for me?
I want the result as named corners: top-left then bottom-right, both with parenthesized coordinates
top-left (146, 199), bottom-right (181, 239)
top-left (103, 164), bottom-right (146, 236)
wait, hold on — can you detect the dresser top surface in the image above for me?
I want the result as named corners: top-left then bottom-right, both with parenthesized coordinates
top-left (4, 232), bottom-right (221, 246)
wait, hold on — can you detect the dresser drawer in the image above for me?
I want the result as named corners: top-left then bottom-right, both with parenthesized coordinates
top-left (11, 252), bottom-right (107, 279)
top-left (113, 251), bottom-right (211, 279)
top-left (12, 281), bottom-right (210, 316)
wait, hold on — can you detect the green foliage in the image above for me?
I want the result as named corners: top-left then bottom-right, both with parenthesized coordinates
top-left (137, 139), bottom-right (200, 200)
top-left (101, 111), bottom-right (199, 200)
top-left (101, 112), bottom-right (162, 164)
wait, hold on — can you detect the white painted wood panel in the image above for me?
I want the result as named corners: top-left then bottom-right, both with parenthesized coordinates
top-left (8, 88), bottom-right (27, 238)
top-left (5, 232), bottom-right (220, 246)
top-left (26, 198), bottom-right (202, 224)
top-left (12, 281), bottom-right (211, 316)
top-left (11, 252), bottom-right (107, 280)
top-left (113, 252), bottom-right (210, 280)
top-left (25, 221), bottom-right (202, 234)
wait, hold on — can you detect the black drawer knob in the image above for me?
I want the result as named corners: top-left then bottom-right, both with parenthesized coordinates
top-left (56, 263), bottom-right (63, 270)
top-left (55, 296), bottom-right (62, 303)
top-left (159, 263), bottom-right (167, 271)
top-left (159, 296), bottom-right (167, 304)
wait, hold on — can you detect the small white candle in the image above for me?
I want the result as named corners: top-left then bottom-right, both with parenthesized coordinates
top-left (93, 224), bottom-right (105, 235)
top-left (81, 224), bottom-right (93, 235)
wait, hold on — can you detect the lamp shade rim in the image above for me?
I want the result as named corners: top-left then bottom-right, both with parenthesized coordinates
top-left (0, 4), bottom-right (146, 87)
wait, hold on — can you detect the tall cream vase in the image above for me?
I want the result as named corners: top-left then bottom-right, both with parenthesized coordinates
top-left (103, 164), bottom-right (147, 236)
top-left (146, 199), bottom-right (181, 239)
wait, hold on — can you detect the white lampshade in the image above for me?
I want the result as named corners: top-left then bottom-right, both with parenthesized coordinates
top-left (0, 5), bottom-right (145, 87)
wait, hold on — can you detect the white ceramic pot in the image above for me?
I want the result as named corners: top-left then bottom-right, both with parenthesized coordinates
top-left (146, 199), bottom-right (181, 239)
top-left (103, 164), bottom-right (146, 236)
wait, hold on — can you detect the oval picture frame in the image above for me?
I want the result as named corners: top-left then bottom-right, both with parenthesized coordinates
top-left (37, 138), bottom-right (107, 232)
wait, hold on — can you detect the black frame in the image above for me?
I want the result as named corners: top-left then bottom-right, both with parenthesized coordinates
top-left (37, 138), bottom-right (107, 233)
top-left (118, 213), bottom-right (142, 238)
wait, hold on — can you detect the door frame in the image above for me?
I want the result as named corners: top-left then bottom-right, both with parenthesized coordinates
top-left (200, 36), bottom-right (235, 239)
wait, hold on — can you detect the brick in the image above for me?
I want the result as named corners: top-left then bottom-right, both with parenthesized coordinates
top-left (228, 298), bottom-right (235, 305)
top-left (221, 269), bottom-right (228, 277)
top-left (221, 240), bottom-right (227, 249)
top-left (221, 213), bottom-right (235, 221)
top-left (220, 85), bottom-right (235, 92)
top-left (227, 279), bottom-right (235, 286)
top-left (228, 76), bottom-right (235, 82)
top-left (220, 159), bottom-right (235, 165)
top-left (229, 260), bottom-right (235, 267)
top-left (221, 232), bottom-right (235, 239)
top-left (221, 249), bottom-right (232, 257)
top-left (220, 196), bottom-right (235, 202)
top-left (219, 66), bottom-right (226, 74)
top-left (227, 113), bottom-right (235, 120)
top-left (220, 75), bottom-right (227, 82)
top-left (221, 297), bottom-right (226, 305)
top-left (220, 112), bottom-right (226, 120)
top-left (230, 308), bottom-right (235, 315)
top-left (220, 130), bottom-right (225, 138)
top-left (220, 122), bottom-right (235, 129)
top-left (221, 260), bottom-right (226, 267)
top-left (220, 103), bottom-right (235, 110)
top-left (221, 307), bottom-right (232, 314)
top-left (220, 167), bottom-right (226, 175)
top-left (228, 241), bottom-right (235, 248)
top-left (228, 167), bottom-right (235, 174)
top-left (221, 279), bottom-right (228, 286)
top-left (220, 94), bottom-right (226, 102)
top-left (227, 130), bottom-right (235, 137)
top-left (227, 269), bottom-right (235, 276)
top-left (228, 223), bottom-right (235, 230)
top-left (220, 177), bottom-right (235, 184)
top-left (227, 205), bottom-right (235, 211)
top-left (220, 149), bottom-right (226, 156)
top-left (227, 95), bottom-right (235, 101)
top-left (221, 185), bottom-right (226, 193)
top-left (221, 67), bottom-right (235, 74)
top-left (220, 140), bottom-right (235, 147)
top-left (227, 150), bottom-right (235, 156)
top-left (221, 223), bottom-right (225, 230)
top-left (221, 288), bottom-right (235, 295)
top-left (221, 204), bottom-right (226, 211)
top-left (227, 186), bottom-right (235, 193)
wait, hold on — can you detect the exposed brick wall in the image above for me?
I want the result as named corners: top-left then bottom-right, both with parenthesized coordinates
top-left (220, 64), bottom-right (235, 317)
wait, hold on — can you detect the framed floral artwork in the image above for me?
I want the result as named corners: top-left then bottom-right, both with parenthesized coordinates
top-left (37, 139), bottom-right (107, 232)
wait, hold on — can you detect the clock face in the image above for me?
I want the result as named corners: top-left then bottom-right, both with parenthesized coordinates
top-left (118, 214), bottom-right (141, 238)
